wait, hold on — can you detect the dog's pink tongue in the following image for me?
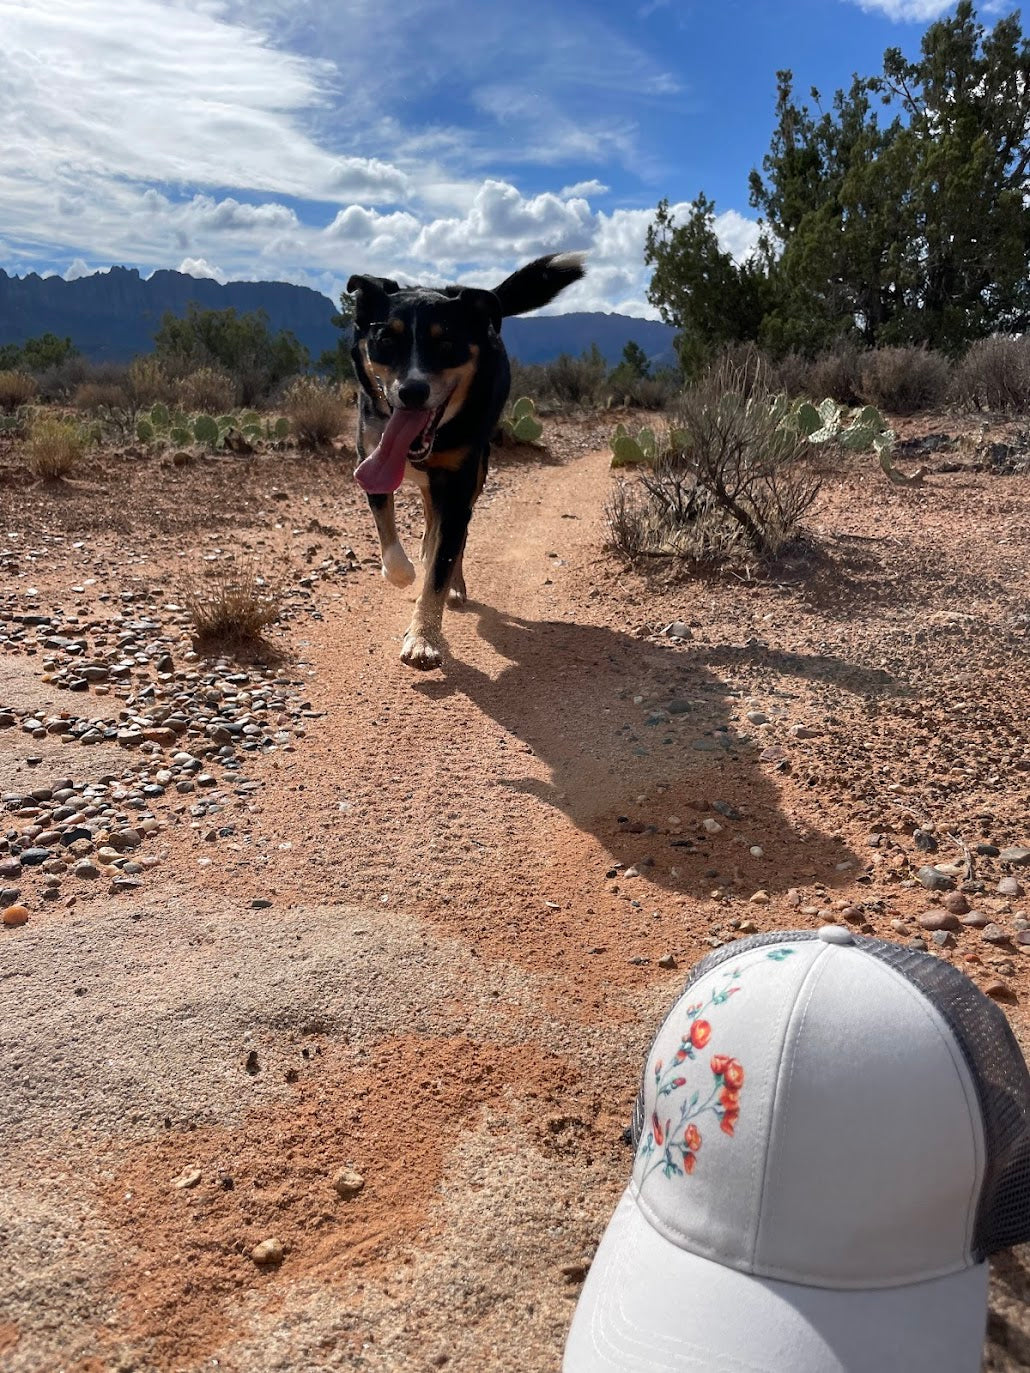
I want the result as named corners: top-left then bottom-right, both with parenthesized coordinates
top-left (354, 409), bottom-right (432, 494)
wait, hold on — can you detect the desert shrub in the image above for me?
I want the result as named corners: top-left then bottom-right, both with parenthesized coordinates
top-left (604, 480), bottom-right (652, 560)
top-left (772, 351), bottom-right (816, 399)
top-left (32, 356), bottom-right (93, 402)
top-left (606, 357), bottom-right (820, 564)
top-left (182, 556), bottom-right (283, 645)
top-left (858, 346), bottom-right (951, 415)
top-left (72, 381), bottom-right (131, 413)
top-left (807, 347), bottom-right (864, 406)
top-left (153, 304), bottom-right (308, 405)
top-left (175, 366), bottom-right (237, 414)
top-left (283, 378), bottom-right (349, 448)
top-left (607, 369), bottom-right (681, 410)
top-left (0, 370), bottom-right (38, 412)
top-left (24, 415), bottom-right (86, 480)
top-left (952, 335), bottom-right (1030, 412)
top-left (127, 355), bottom-right (175, 406)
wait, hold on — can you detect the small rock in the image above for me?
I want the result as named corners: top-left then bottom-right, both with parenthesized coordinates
top-left (657, 953), bottom-right (677, 970)
top-left (2, 905), bottom-right (30, 927)
top-left (918, 910), bottom-right (961, 932)
top-left (745, 711), bottom-right (768, 726)
top-left (960, 911), bottom-right (989, 928)
top-left (251, 898), bottom-right (273, 909)
top-left (791, 725), bottom-right (823, 739)
top-left (332, 1168), bottom-right (365, 1199)
top-left (913, 830), bottom-right (939, 853)
top-left (984, 980), bottom-right (1016, 1003)
top-left (748, 891), bottom-right (770, 906)
top-left (999, 846), bottom-right (1030, 867)
top-left (982, 923), bottom-right (1009, 945)
top-left (560, 1262), bottom-right (589, 1284)
top-left (917, 866), bottom-right (955, 893)
top-left (943, 891), bottom-right (970, 915)
top-left (665, 621), bottom-right (691, 639)
top-left (173, 1168), bottom-right (203, 1190)
top-left (18, 848), bottom-right (52, 868)
top-left (251, 1238), bottom-right (285, 1265)
top-left (702, 819), bottom-right (722, 835)
top-left (998, 877), bottom-right (1024, 898)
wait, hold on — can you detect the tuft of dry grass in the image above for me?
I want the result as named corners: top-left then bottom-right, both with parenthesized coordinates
top-left (182, 555), bottom-right (284, 646)
top-left (284, 378), bottom-right (349, 448)
top-left (25, 414), bottom-right (86, 480)
top-left (0, 370), bottom-right (38, 413)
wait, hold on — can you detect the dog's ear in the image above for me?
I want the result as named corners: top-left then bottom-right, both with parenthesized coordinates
top-left (346, 274), bottom-right (401, 331)
top-left (457, 287), bottom-right (502, 334)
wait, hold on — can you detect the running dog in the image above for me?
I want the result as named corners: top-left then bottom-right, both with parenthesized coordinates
top-left (347, 252), bottom-right (585, 669)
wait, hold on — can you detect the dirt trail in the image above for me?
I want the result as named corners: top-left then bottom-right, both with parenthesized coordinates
top-left (2, 432), bottom-right (1028, 1371)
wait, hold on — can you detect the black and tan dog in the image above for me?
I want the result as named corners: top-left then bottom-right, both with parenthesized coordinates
top-left (347, 252), bottom-right (585, 669)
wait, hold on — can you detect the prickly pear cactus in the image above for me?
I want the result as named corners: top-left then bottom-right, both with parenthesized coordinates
top-left (502, 396), bottom-right (544, 443)
top-left (192, 414), bottom-right (220, 446)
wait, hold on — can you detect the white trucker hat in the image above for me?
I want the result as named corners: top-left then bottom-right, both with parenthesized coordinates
top-left (564, 926), bottom-right (1030, 1373)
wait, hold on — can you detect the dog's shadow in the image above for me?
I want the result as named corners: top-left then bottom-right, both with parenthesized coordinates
top-left (412, 604), bottom-right (901, 898)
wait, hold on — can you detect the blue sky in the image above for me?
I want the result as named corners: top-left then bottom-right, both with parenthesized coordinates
top-left (0, 1), bottom-right (1011, 316)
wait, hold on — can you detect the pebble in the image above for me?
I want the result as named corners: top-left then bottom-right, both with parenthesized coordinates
top-left (749, 846), bottom-right (764, 859)
top-left (748, 891), bottom-right (770, 906)
top-left (917, 866), bottom-right (955, 892)
top-left (942, 892), bottom-right (970, 915)
top-left (745, 711), bottom-right (768, 726)
top-left (918, 910), bottom-right (961, 932)
top-left (982, 923), bottom-right (1009, 944)
top-left (2, 905), bottom-right (30, 927)
top-left (332, 1168), bottom-right (365, 1199)
top-left (702, 819), bottom-right (723, 835)
top-left (998, 877), bottom-right (1024, 898)
top-left (251, 1238), bottom-right (285, 1265)
top-left (172, 1167), bottom-right (203, 1190)
top-left (984, 980), bottom-right (1016, 1003)
top-left (999, 846), bottom-right (1030, 867)
top-left (657, 954), bottom-right (677, 970)
top-left (932, 930), bottom-right (954, 948)
top-left (960, 911), bottom-right (989, 928)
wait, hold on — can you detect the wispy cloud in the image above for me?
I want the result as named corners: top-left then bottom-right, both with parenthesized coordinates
top-left (846, 0), bottom-right (955, 20)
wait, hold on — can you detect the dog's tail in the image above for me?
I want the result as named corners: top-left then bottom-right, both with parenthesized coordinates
top-left (492, 253), bottom-right (586, 318)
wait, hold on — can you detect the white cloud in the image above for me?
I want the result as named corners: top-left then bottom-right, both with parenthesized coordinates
top-left (178, 257), bottom-right (227, 283)
top-left (559, 180), bottom-right (610, 199)
top-left (64, 259), bottom-right (100, 281)
top-left (414, 181), bottom-right (595, 264)
top-left (847, 0), bottom-right (954, 18)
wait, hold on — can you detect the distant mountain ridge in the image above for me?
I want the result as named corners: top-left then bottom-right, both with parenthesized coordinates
top-left (0, 266), bottom-right (678, 368)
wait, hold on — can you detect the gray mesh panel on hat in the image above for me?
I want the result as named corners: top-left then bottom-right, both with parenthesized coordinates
top-left (855, 937), bottom-right (1030, 1259)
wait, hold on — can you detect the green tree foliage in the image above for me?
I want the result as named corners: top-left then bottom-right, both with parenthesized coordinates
top-left (645, 195), bottom-right (771, 374)
top-left (318, 290), bottom-right (356, 382)
top-left (619, 341), bottom-right (651, 379)
top-left (0, 333), bottom-right (79, 372)
top-left (153, 305), bottom-right (309, 403)
top-left (649, 2), bottom-right (1030, 358)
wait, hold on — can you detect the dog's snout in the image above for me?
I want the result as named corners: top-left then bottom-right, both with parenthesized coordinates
top-left (398, 379), bottom-right (431, 409)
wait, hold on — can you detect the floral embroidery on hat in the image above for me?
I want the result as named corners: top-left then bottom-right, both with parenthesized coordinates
top-left (638, 947), bottom-right (795, 1180)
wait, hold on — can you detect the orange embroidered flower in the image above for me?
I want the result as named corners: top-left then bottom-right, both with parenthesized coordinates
top-left (710, 1054), bottom-right (731, 1076)
top-left (724, 1059), bottom-right (745, 1090)
top-left (683, 1151), bottom-right (697, 1174)
top-left (719, 1087), bottom-right (739, 1110)
top-left (720, 1110), bottom-right (738, 1136)
top-left (652, 1113), bottom-right (666, 1146)
top-left (685, 1124), bottom-right (701, 1152)
top-left (671, 1077), bottom-right (687, 1088)
top-left (689, 1019), bottom-right (712, 1049)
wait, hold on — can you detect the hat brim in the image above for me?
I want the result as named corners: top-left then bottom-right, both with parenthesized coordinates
top-left (563, 1189), bottom-right (989, 1373)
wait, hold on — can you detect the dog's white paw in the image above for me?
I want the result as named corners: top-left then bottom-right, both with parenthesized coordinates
top-left (401, 630), bottom-right (443, 671)
top-left (447, 583), bottom-right (467, 607)
top-left (382, 543), bottom-right (416, 588)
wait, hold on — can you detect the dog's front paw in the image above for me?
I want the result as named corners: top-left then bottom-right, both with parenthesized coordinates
top-left (382, 543), bottom-right (416, 588)
top-left (447, 583), bottom-right (467, 607)
top-left (401, 631), bottom-right (443, 671)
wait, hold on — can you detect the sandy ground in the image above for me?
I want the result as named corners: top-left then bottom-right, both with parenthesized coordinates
top-left (1, 413), bottom-right (1029, 1371)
